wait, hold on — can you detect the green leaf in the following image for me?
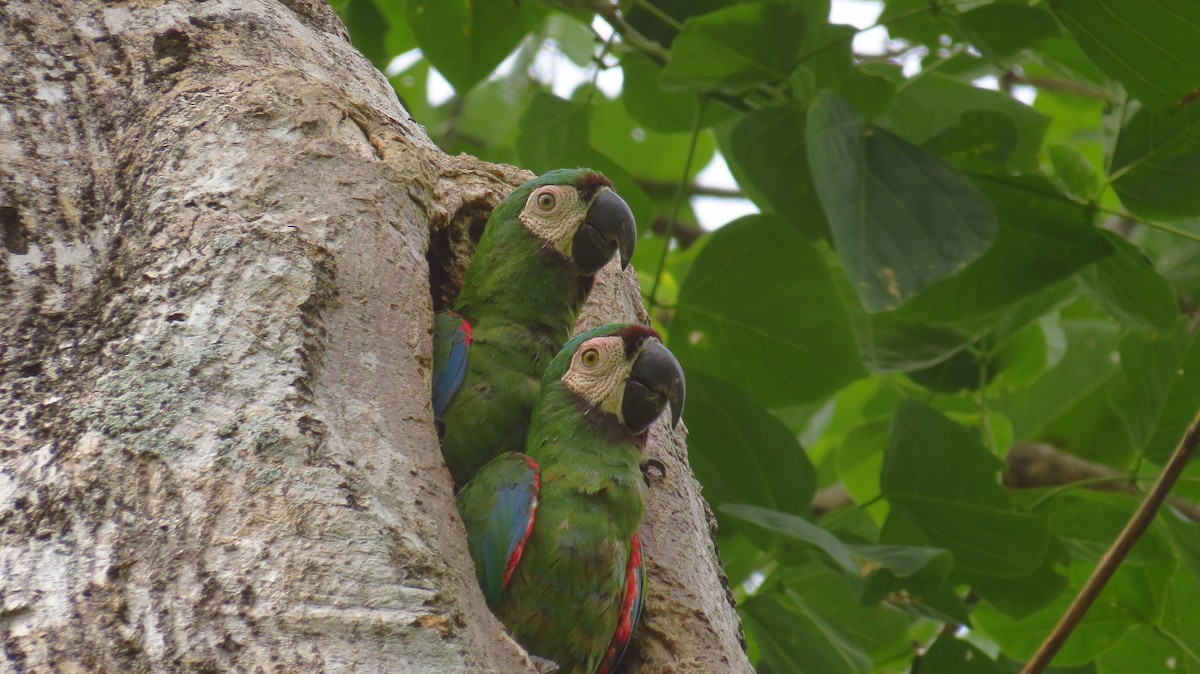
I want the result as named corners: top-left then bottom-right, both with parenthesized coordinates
top-left (966, 552), bottom-right (1070, 619)
top-left (406, 0), bottom-right (547, 92)
top-left (779, 562), bottom-right (914, 667)
top-left (1113, 319), bottom-right (1200, 464)
top-left (906, 347), bottom-right (995, 393)
top-left (879, 72), bottom-right (1050, 171)
top-left (743, 591), bottom-right (873, 674)
top-left (896, 174), bottom-right (1112, 325)
top-left (803, 377), bottom-right (906, 472)
top-left (1048, 0), bottom-right (1200, 111)
top-left (806, 93), bottom-right (997, 313)
top-left (620, 53), bottom-right (737, 133)
top-left (441, 71), bottom-right (534, 163)
top-left (661, 3), bottom-right (807, 93)
top-left (977, 491), bottom-right (1177, 667)
top-left (1001, 307), bottom-right (1131, 465)
top-left (994, 316), bottom-right (1058, 389)
top-left (921, 636), bottom-right (1005, 674)
top-left (515, 92), bottom-right (655, 233)
top-left (687, 375), bottom-right (817, 529)
top-left (389, 59), bottom-right (437, 132)
top-left (1079, 232), bottom-right (1180, 336)
top-left (1164, 515), bottom-right (1200, 584)
top-left (341, 0), bottom-right (413, 70)
top-left (1110, 102), bottom-right (1200, 220)
top-left (919, 110), bottom-right (1021, 171)
top-left (882, 401), bottom-right (1052, 577)
top-left (728, 106), bottom-right (827, 239)
top-left (856, 313), bottom-right (972, 374)
top-left (1048, 144), bottom-right (1100, 201)
top-left (541, 14), bottom-right (594, 67)
top-left (589, 95), bottom-right (715, 183)
top-left (1156, 569), bottom-right (1200, 672)
top-left (1098, 620), bottom-right (1200, 674)
top-left (879, 508), bottom-right (1066, 618)
top-left (850, 543), bottom-right (966, 623)
top-left (670, 214), bottom-right (865, 408)
top-left (516, 91), bottom-right (590, 169)
top-left (976, 562), bottom-right (1135, 667)
top-left (834, 421), bottom-right (888, 513)
top-left (879, 0), bottom-right (961, 49)
top-left (722, 503), bottom-right (857, 574)
top-left (792, 22), bottom-right (898, 121)
top-left (624, 0), bottom-right (730, 49)
top-left (821, 245), bottom-right (977, 373)
top-left (957, 3), bottom-right (1061, 61)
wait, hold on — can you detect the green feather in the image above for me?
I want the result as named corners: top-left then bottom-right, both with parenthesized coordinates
top-left (439, 169), bottom-right (610, 485)
top-left (496, 323), bottom-right (647, 674)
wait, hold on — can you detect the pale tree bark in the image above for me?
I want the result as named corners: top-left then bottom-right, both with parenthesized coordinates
top-left (0, 1), bottom-right (750, 672)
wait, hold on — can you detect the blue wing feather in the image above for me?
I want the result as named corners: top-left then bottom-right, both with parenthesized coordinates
top-left (455, 452), bottom-right (539, 607)
top-left (432, 311), bottom-right (471, 420)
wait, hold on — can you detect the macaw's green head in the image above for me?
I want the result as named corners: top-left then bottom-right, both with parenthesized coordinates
top-left (548, 323), bottom-right (685, 435)
top-left (500, 168), bottom-right (637, 275)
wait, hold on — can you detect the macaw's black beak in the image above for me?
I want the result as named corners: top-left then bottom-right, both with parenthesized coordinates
top-left (573, 188), bottom-right (636, 274)
top-left (622, 340), bottom-right (685, 435)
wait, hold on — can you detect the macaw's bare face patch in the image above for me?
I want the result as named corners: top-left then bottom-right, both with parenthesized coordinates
top-left (518, 184), bottom-right (590, 260)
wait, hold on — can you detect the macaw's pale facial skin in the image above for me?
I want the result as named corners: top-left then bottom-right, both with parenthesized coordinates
top-left (455, 323), bottom-right (685, 674)
top-left (431, 168), bottom-right (637, 487)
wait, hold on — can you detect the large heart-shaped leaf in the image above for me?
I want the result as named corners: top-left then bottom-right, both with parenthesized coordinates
top-left (881, 401), bottom-right (1052, 578)
top-left (406, 0), bottom-right (547, 93)
top-left (1048, 0), bottom-right (1200, 111)
top-left (807, 93), bottom-right (997, 313)
top-left (688, 375), bottom-right (817, 529)
top-left (661, 3), bottom-right (807, 93)
top-left (1110, 101), bottom-right (1200, 220)
top-left (670, 214), bottom-right (865, 408)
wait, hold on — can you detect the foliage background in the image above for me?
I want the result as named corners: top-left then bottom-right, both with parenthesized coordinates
top-left (330, 0), bottom-right (1200, 671)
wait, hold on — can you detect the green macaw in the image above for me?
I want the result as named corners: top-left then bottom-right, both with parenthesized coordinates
top-left (433, 168), bottom-right (637, 486)
top-left (456, 323), bottom-right (686, 674)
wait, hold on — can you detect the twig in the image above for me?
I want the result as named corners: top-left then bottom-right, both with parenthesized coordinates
top-left (648, 100), bottom-right (705, 308)
top-left (634, 178), bottom-right (745, 200)
top-left (1021, 409), bottom-right (1200, 674)
top-left (1001, 71), bottom-right (1109, 100)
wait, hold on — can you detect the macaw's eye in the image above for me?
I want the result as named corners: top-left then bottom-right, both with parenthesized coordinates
top-left (580, 348), bottom-right (600, 368)
top-left (536, 191), bottom-right (557, 211)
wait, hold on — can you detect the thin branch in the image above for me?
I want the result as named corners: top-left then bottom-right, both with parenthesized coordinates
top-left (1021, 409), bottom-right (1200, 674)
top-left (1006, 442), bottom-right (1200, 523)
top-left (1002, 71), bottom-right (1109, 100)
top-left (649, 100), bottom-right (706, 308)
top-left (648, 216), bottom-right (703, 248)
top-left (634, 178), bottom-right (745, 199)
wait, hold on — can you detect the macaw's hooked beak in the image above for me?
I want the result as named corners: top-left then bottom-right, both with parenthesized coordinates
top-left (622, 340), bottom-right (685, 435)
top-left (573, 188), bottom-right (636, 274)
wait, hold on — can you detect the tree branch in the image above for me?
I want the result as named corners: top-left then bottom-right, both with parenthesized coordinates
top-left (1001, 71), bottom-right (1109, 100)
top-left (1004, 442), bottom-right (1200, 523)
top-left (634, 178), bottom-right (746, 200)
top-left (1020, 410), bottom-right (1200, 674)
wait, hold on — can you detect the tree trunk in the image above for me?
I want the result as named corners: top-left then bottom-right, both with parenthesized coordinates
top-left (0, 1), bottom-right (750, 672)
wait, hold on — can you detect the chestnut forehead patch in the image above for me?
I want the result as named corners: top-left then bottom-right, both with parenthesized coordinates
top-left (575, 172), bottom-right (613, 202)
top-left (618, 324), bottom-right (661, 356)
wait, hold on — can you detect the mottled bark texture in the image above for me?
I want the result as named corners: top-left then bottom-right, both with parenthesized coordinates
top-left (0, 1), bottom-right (749, 672)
